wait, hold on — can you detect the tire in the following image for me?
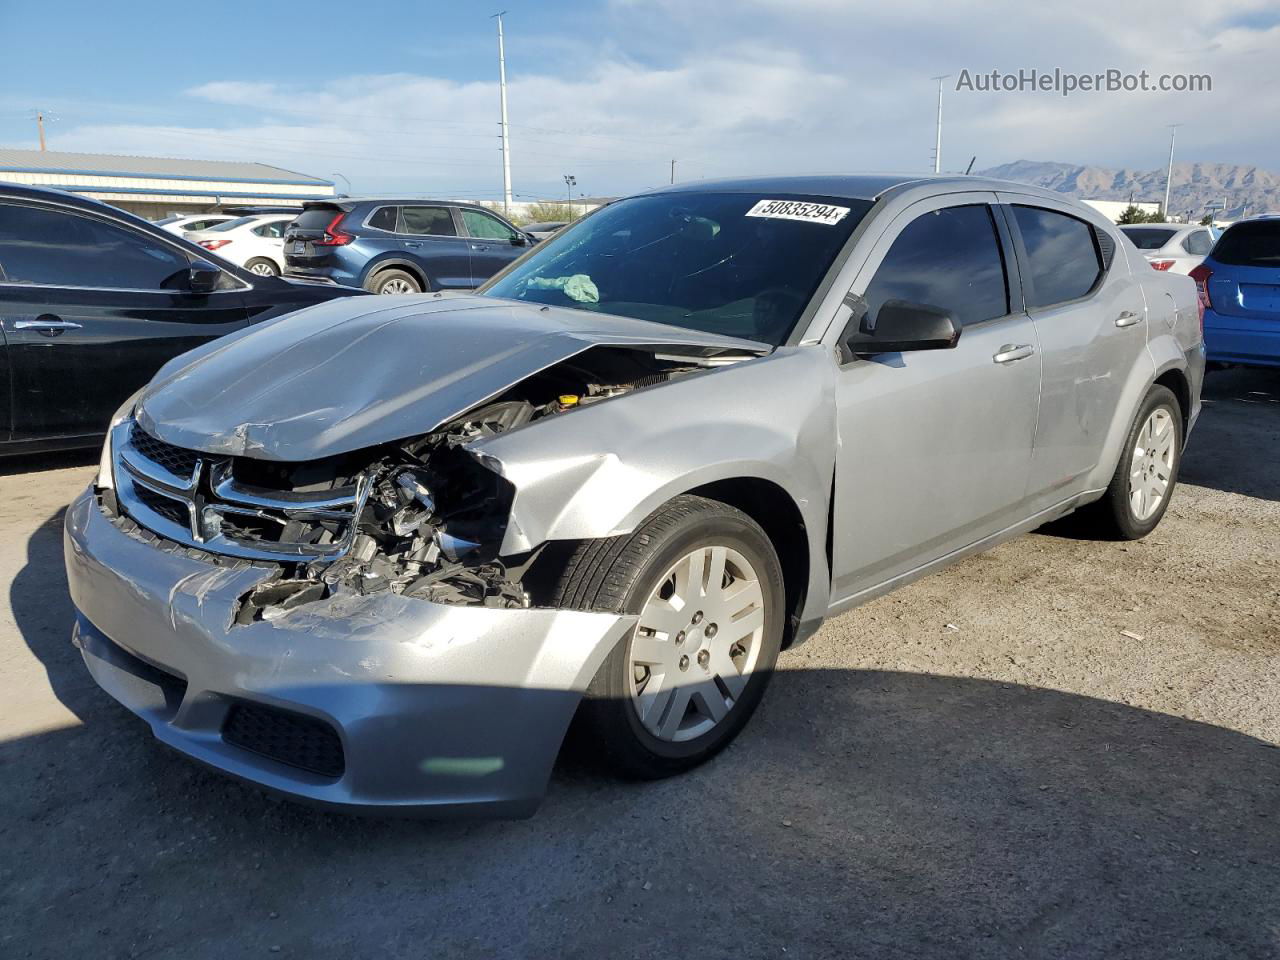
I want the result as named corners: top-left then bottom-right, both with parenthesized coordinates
top-left (554, 494), bottom-right (785, 779)
top-left (245, 257), bottom-right (280, 277)
top-left (1083, 384), bottom-right (1183, 540)
top-left (366, 268), bottom-right (423, 295)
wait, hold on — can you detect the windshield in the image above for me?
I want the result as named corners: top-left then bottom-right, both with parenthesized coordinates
top-left (206, 216), bottom-right (257, 233)
top-left (1120, 226), bottom-right (1178, 250)
top-left (481, 192), bottom-right (873, 344)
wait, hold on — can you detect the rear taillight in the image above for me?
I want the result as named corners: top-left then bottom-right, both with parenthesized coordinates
top-left (313, 212), bottom-right (353, 246)
top-left (198, 239), bottom-right (231, 251)
top-left (1149, 259), bottom-right (1175, 271)
top-left (1189, 263), bottom-right (1212, 332)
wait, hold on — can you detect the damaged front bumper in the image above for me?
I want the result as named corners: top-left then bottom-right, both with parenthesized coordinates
top-left (63, 487), bottom-right (633, 817)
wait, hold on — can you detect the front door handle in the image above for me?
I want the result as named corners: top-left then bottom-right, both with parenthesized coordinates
top-left (992, 344), bottom-right (1035, 364)
top-left (13, 316), bottom-right (83, 336)
top-left (1115, 310), bottom-right (1142, 327)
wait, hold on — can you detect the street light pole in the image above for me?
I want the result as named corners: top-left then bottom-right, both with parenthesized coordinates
top-left (931, 75), bottom-right (950, 174)
top-left (1163, 124), bottom-right (1181, 220)
top-left (330, 172), bottom-right (351, 195)
top-left (493, 12), bottom-right (513, 216)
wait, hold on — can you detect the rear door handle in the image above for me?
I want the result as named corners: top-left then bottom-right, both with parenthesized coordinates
top-left (993, 344), bottom-right (1034, 364)
top-left (1115, 310), bottom-right (1142, 327)
top-left (404, 241), bottom-right (423, 248)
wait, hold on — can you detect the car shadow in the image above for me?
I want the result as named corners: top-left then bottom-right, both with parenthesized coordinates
top-left (0, 446), bottom-right (98, 477)
top-left (8, 509), bottom-right (1280, 958)
top-left (1179, 365), bottom-right (1280, 502)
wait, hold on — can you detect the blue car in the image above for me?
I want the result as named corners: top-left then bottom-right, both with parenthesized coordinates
top-left (1193, 215), bottom-right (1280, 367)
top-left (283, 198), bottom-right (535, 294)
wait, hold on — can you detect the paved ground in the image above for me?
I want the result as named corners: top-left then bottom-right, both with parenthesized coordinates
top-left (2, 368), bottom-right (1278, 959)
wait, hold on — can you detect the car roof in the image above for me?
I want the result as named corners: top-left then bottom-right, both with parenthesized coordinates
top-left (641, 173), bottom-right (1094, 207)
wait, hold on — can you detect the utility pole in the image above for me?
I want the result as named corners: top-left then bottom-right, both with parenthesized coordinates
top-left (931, 75), bottom-right (950, 173)
top-left (1162, 123), bottom-right (1181, 219)
top-left (563, 174), bottom-right (576, 215)
top-left (492, 12), bottom-right (513, 215)
top-left (670, 159), bottom-right (676, 184)
top-left (37, 110), bottom-right (47, 151)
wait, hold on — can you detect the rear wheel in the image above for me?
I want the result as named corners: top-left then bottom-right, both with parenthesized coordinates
top-left (367, 269), bottom-right (423, 295)
top-left (245, 257), bottom-right (279, 277)
top-left (555, 495), bottom-right (785, 779)
top-left (1084, 384), bottom-right (1183, 539)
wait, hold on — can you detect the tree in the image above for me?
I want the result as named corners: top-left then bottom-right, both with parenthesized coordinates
top-left (1117, 205), bottom-right (1166, 225)
top-left (1199, 214), bottom-right (1214, 226)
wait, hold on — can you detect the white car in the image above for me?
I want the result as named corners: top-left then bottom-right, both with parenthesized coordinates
top-left (154, 213), bottom-right (238, 236)
top-left (185, 214), bottom-right (295, 276)
top-left (1119, 224), bottom-right (1218, 275)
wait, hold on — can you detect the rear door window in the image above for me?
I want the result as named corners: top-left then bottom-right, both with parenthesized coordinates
top-left (461, 208), bottom-right (520, 241)
top-left (399, 206), bottom-right (457, 237)
top-left (1012, 206), bottom-right (1104, 308)
top-left (1212, 220), bottom-right (1280, 267)
top-left (0, 202), bottom-right (191, 289)
top-left (863, 204), bottom-right (1009, 327)
top-left (367, 206), bottom-right (397, 231)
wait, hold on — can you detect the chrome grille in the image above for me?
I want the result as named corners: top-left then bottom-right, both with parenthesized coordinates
top-left (112, 419), bottom-right (369, 563)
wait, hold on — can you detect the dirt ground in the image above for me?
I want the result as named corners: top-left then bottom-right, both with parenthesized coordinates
top-left (1, 367), bottom-right (1277, 960)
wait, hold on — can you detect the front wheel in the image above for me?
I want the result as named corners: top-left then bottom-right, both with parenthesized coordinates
top-left (1085, 384), bottom-right (1183, 539)
top-left (555, 495), bottom-right (785, 779)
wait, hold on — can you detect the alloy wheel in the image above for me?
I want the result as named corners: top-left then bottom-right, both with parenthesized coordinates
top-left (379, 278), bottom-right (415, 294)
top-left (1129, 406), bottom-right (1176, 521)
top-left (629, 545), bottom-right (766, 742)
top-left (249, 262), bottom-right (277, 276)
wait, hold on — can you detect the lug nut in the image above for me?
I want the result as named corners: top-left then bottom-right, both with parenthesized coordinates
top-left (697, 650), bottom-right (710, 668)
top-left (692, 611), bottom-right (704, 625)
top-left (705, 623), bottom-right (718, 639)
top-left (679, 655), bottom-right (690, 671)
top-left (675, 631), bottom-right (686, 645)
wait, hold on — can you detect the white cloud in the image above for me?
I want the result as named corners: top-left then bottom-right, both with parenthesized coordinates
top-left (45, 1), bottom-right (1280, 197)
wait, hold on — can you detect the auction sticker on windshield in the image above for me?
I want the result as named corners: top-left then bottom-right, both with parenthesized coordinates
top-left (745, 199), bottom-right (851, 225)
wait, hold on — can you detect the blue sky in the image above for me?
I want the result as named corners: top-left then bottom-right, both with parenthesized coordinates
top-left (1, 0), bottom-right (1277, 200)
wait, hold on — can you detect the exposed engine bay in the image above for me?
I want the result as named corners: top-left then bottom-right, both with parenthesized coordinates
top-left (106, 346), bottom-right (752, 623)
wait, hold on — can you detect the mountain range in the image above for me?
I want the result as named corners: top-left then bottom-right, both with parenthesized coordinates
top-left (977, 160), bottom-right (1280, 219)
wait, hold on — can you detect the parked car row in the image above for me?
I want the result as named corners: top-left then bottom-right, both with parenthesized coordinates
top-left (154, 201), bottom-right (538, 294)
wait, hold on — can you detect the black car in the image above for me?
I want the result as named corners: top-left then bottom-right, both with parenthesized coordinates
top-left (283, 198), bottom-right (535, 293)
top-left (0, 184), bottom-right (366, 455)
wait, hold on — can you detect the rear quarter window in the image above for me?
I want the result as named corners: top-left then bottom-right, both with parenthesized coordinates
top-left (1013, 206), bottom-right (1104, 308)
top-left (366, 206), bottom-right (397, 231)
top-left (1212, 220), bottom-right (1280, 267)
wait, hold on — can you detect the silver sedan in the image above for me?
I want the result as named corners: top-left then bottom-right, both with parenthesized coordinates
top-left (66, 175), bottom-right (1204, 816)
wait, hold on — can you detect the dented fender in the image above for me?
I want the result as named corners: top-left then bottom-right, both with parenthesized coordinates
top-left (473, 346), bottom-right (839, 623)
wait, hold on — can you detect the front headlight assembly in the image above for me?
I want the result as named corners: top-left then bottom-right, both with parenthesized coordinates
top-left (96, 388), bottom-right (145, 491)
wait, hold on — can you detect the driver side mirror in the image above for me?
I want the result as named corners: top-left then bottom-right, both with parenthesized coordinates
top-left (187, 259), bottom-right (222, 294)
top-left (511, 233), bottom-right (530, 246)
top-left (843, 299), bottom-right (961, 357)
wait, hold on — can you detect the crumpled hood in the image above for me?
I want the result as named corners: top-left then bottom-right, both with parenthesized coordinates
top-left (136, 294), bottom-right (768, 461)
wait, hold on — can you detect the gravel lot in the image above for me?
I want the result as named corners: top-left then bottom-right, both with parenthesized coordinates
top-left (2, 367), bottom-right (1277, 959)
